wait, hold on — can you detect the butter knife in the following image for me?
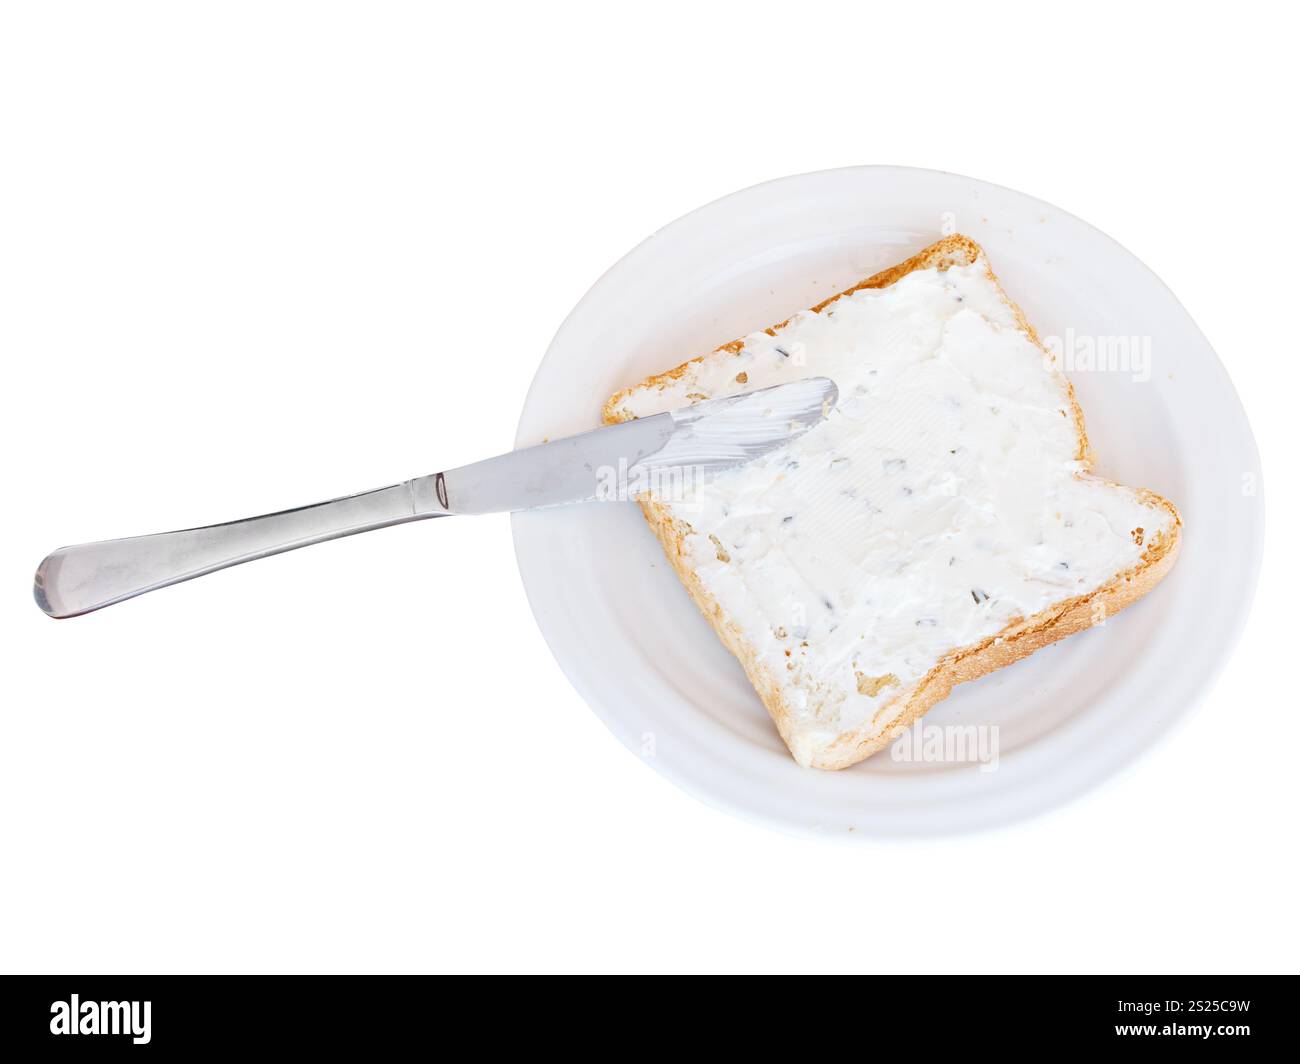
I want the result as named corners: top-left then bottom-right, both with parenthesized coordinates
top-left (34, 377), bottom-right (837, 618)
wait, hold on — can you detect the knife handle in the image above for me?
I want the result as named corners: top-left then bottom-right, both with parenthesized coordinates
top-left (34, 475), bottom-right (450, 619)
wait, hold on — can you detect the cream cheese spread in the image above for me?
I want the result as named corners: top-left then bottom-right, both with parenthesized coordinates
top-left (616, 258), bottom-right (1172, 764)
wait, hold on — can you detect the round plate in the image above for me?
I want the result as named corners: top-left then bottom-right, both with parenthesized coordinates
top-left (512, 166), bottom-right (1263, 838)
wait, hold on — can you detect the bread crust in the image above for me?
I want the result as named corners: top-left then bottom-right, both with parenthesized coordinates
top-left (605, 236), bottom-right (1183, 770)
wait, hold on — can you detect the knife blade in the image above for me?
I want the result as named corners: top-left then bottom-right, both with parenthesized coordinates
top-left (34, 376), bottom-right (838, 617)
top-left (439, 375), bottom-right (837, 513)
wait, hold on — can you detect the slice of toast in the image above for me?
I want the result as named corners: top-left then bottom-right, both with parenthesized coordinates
top-left (604, 235), bottom-right (1182, 770)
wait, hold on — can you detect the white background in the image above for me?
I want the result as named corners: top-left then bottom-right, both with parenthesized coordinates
top-left (1, 2), bottom-right (1294, 974)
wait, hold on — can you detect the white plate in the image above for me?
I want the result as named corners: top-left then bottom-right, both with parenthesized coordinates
top-left (512, 166), bottom-right (1263, 838)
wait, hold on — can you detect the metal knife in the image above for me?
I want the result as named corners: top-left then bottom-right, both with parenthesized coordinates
top-left (34, 376), bottom-right (837, 618)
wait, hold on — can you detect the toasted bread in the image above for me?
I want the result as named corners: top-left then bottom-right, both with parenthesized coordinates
top-left (604, 236), bottom-right (1182, 769)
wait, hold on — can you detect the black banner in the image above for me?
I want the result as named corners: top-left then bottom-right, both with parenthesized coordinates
top-left (0, 975), bottom-right (1291, 1052)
